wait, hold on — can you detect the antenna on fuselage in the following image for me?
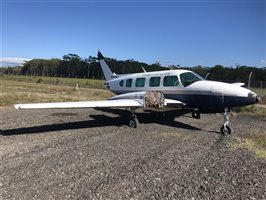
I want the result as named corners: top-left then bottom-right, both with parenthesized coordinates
top-left (205, 73), bottom-right (209, 80)
top-left (141, 66), bottom-right (147, 73)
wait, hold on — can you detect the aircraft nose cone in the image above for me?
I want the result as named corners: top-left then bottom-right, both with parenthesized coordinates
top-left (256, 96), bottom-right (261, 103)
top-left (248, 92), bottom-right (260, 104)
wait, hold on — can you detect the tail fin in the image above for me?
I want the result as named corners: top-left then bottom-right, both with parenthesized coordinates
top-left (97, 51), bottom-right (113, 81)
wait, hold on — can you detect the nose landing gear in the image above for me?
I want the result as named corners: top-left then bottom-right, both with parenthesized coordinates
top-left (192, 109), bottom-right (201, 119)
top-left (220, 108), bottom-right (232, 135)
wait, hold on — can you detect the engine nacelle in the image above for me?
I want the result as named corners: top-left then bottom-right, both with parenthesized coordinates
top-left (109, 91), bottom-right (165, 108)
top-left (144, 91), bottom-right (165, 108)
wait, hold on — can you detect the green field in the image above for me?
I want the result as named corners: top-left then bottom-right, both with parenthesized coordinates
top-left (252, 88), bottom-right (266, 103)
top-left (0, 74), bottom-right (105, 89)
top-left (0, 79), bottom-right (113, 106)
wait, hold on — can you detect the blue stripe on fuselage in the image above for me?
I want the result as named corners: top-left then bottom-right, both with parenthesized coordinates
top-left (164, 93), bottom-right (254, 109)
top-left (111, 89), bottom-right (254, 109)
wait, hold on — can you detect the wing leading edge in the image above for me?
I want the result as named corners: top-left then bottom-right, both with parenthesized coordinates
top-left (14, 98), bottom-right (184, 110)
top-left (14, 91), bottom-right (185, 110)
top-left (14, 99), bottom-right (144, 110)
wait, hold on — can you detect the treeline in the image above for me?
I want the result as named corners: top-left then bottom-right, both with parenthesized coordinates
top-left (0, 54), bottom-right (170, 79)
top-left (0, 53), bottom-right (265, 84)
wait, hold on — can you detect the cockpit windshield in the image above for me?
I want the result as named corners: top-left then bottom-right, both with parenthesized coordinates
top-left (180, 72), bottom-right (203, 87)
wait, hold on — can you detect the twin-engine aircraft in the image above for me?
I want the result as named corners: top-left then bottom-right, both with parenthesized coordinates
top-left (14, 51), bottom-right (260, 134)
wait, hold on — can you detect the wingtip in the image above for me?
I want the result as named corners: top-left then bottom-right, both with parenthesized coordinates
top-left (14, 104), bottom-right (21, 110)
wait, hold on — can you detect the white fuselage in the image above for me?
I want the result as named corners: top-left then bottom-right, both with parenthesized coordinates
top-left (105, 69), bottom-right (259, 111)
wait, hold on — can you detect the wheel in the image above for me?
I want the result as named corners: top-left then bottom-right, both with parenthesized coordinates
top-left (192, 111), bottom-right (201, 119)
top-left (129, 118), bottom-right (139, 128)
top-left (220, 125), bottom-right (232, 135)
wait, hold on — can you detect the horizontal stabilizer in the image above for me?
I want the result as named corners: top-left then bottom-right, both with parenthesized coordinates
top-left (231, 82), bottom-right (245, 87)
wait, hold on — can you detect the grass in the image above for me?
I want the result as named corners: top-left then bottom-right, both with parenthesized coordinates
top-left (231, 129), bottom-right (266, 160)
top-left (0, 74), bottom-right (104, 89)
top-left (0, 79), bottom-right (113, 106)
top-left (231, 87), bottom-right (266, 117)
top-left (232, 105), bottom-right (266, 118)
top-left (252, 87), bottom-right (266, 104)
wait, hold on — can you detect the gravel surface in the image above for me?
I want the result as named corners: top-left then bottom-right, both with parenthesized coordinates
top-left (0, 108), bottom-right (265, 199)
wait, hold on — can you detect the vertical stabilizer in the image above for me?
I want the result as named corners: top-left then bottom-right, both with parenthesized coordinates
top-left (97, 51), bottom-right (113, 81)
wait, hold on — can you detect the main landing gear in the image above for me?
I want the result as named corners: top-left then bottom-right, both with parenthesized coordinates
top-left (220, 108), bottom-right (232, 135)
top-left (128, 108), bottom-right (139, 128)
top-left (127, 107), bottom-right (232, 134)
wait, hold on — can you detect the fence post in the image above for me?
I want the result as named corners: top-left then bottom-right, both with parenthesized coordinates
top-left (248, 71), bottom-right (252, 89)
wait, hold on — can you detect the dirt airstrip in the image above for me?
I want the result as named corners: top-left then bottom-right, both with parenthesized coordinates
top-left (0, 108), bottom-right (265, 199)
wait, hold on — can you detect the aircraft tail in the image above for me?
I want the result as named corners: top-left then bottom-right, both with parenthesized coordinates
top-left (97, 51), bottom-right (113, 81)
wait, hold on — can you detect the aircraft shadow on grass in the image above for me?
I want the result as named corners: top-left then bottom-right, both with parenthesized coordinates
top-left (1, 109), bottom-right (202, 136)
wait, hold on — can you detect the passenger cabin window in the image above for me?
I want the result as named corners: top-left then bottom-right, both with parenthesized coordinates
top-left (163, 76), bottom-right (179, 87)
top-left (149, 77), bottom-right (161, 87)
top-left (119, 80), bottom-right (124, 87)
top-left (126, 79), bottom-right (132, 87)
top-left (180, 72), bottom-right (202, 87)
top-left (135, 78), bottom-right (145, 87)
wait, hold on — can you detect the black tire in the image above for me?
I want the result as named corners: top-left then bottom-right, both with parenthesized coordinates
top-left (129, 118), bottom-right (139, 128)
top-left (220, 125), bottom-right (232, 135)
top-left (192, 111), bottom-right (201, 119)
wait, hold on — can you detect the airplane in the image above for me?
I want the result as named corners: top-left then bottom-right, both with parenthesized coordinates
top-left (14, 51), bottom-right (260, 134)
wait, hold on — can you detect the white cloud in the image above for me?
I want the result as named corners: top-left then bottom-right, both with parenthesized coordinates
top-left (0, 57), bottom-right (32, 67)
top-left (260, 59), bottom-right (265, 64)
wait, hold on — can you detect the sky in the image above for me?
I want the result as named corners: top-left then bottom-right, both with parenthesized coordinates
top-left (1, 0), bottom-right (265, 67)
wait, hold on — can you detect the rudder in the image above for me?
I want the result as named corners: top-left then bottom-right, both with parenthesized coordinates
top-left (97, 51), bottom-right (113, 81)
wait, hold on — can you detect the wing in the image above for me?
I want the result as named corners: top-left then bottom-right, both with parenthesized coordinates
top-left (14, 91), bottom-right (185, 110)
top-left (14, 99), bottom-right (144, 110)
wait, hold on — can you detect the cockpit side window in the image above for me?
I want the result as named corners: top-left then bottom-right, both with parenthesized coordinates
top-left (180, 72), bottom-right (202, 87)
top-left (119, 80), bottom-right (124, 87)
top-left (163, 76), bottom-right (179, 87)
top-left (126, 79), bottom-right (132, 87)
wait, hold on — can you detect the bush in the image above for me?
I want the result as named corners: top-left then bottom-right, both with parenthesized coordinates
top-left (233, 105), bottom-right (257, 113)
top-left (36, 78), bottom-right (42, 83)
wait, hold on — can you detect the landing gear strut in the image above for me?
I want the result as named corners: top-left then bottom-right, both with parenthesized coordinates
top-left (220, 108), bottom-right (232, 135)
top-left (128, 108), bottom-right (139, 128)
top-left (192, 109), bottom-right (201, 119)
